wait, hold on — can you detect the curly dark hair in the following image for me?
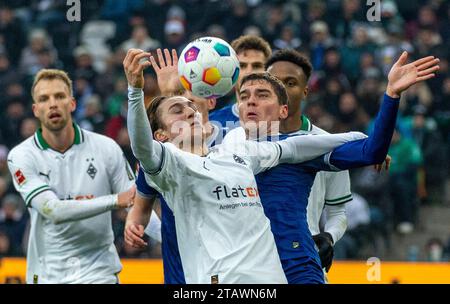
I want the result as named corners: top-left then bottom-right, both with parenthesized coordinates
top-left (265, 49), bottom-right (313, 81)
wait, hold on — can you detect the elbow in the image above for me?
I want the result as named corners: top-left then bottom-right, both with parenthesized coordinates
top-left (41, 201), bottom-right (66, 225)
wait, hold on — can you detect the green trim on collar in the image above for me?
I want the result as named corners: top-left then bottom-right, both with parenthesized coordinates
top-left (35, 123), bottom-right (83, 150)
top-left (300, 115), bottom-right (312, 131)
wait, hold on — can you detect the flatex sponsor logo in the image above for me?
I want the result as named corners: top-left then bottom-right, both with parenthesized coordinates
top-left (212, 185), bottom-right (259, 200)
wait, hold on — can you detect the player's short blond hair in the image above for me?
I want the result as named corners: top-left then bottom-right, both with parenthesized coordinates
top-left (31, 69), bottom-right (73, 101)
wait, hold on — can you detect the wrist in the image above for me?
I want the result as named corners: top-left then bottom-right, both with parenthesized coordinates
top-left (386, 86), bottom-right (400, 99)
top-left (112, 194), bottom-right (119, 209)
top-left (323, 232), bottom-right (334, 245)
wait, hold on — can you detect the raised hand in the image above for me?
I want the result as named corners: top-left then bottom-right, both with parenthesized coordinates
top-left (123, 48), bottom-right (152, 89)
top-left (386, 52), bottom-right (440, 98)
top-left (149, 48), bottom-right (182, 95)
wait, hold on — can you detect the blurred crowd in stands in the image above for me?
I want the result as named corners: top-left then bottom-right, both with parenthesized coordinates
top-left (0, 0), bottom-right (449, 261)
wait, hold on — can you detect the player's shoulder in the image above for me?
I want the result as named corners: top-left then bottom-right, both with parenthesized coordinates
top-left (309, 124), bottom-right (329, 135)
top-left (82, 129), bottom-right (121, 149)
top-left (8, 136), bottom-right (39, 161)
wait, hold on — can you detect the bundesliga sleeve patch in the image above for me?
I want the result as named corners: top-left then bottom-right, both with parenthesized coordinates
top-left (14, 169), bottom-right (27, 186)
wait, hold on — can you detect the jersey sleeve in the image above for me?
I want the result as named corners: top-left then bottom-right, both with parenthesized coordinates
top-left (244, 140), bottom-right (282, 175)
top-left (7, 147), bottom-right (52, 207)
top-left (141, 143), bottom-right (189, 207)
top-left (324, 170), bottom-right (352, 206)
top-left (136, 166), bottom-right (158, 198)
top-left (105, 139), bottom-right (135, 193)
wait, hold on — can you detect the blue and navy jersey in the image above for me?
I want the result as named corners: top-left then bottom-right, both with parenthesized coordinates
top-left (136, 168), bottom-right (185, 284)
top-left (256, 93), bottom-right (399, 283)
top-left (208, 103), bottom-right (240, 132)
top-left (135, 122), bottom-right (228, 284)
top-left (256, 133), bottom-right (327, 284)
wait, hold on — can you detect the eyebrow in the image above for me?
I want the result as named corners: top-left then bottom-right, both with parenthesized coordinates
top-left (168, 100), bottom-right (196, 110)
top-left (36, 91), bottom-right (68, 98)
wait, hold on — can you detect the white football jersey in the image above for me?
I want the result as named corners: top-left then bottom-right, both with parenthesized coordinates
top-left (299, 117), bottom-right (352, 241)
top-left (8, 124), bottom-right (135, 284)
top-left (143, 141), bottom-right (288, 284)
top-left (222, 117), bottom-right (352, 242)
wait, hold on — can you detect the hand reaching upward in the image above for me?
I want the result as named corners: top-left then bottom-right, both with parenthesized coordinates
top-left (386, 51), bottom-right (440, 98)
top-left (149, 48), bottom-right (183, 95)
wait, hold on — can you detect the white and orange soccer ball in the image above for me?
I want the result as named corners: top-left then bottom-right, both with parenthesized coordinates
top-left (178, 37), bottom-right (240, 99)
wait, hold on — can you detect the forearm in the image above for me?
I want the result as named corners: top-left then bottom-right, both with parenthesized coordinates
top-left (31, 191), bottom-right (118, 224)
top-left (324, 204), bottom-right (348, 244)
top-left (129, 193), bottom-right (154, 228)
top-left (127, 86), bottom-right (163, 173)
top-left (279, 131), bottom-right (367, 164)
top-left (329, 93), bottom-right (400, 169)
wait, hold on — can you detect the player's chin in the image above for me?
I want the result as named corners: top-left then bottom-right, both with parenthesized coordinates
top-left (44, 118), bottom-right (67, 131)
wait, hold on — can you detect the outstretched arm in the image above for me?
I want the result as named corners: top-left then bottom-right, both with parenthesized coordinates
top-left (328, 52), bottom-right (440, 170)
top-left (124, 48), bottom-right (163, 173)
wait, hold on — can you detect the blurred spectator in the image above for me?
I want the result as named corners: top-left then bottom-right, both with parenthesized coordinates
top-left (0, 230), bottom-right (13, 257)
top-left (0, 5), bottom-right (26, 65)
top-left (73, 46), bottom-right (98, 85)
top-left (0, 97), bottom-right (27, 148)
top-left (309, 21), bottom-right (335, 70)
top-left (356, 69), bottom-right (385, 117)
top-left (334, 92), bottom-right (369, 133)
top-left (224, 0), bottom-right (253, 41)
top-left (404, 105), bottom-right (448, 203)
top-left (387, 129), bottom-right (424, 234)
top-left (120, 25), bottom-right (161, 52)
top-left (19, 117), bottom-right (38, 142)
top-left (414, 26), bottom-right (443, 59)
top-left (106, 77), bottom-right (128, 118)
top-left (105, 101), bottom-right (128, 142)
top-left (73, 74), bottom-right (95, 121)
top-left (78, 95), bottom-right (106, 134)
top-left (273, 24), bottom-right (302, 50)
top-left (341, 25), bottom-right (377, 83)
top-left (425, 238), bottom-right (445, 262)
top-left (401, 82), bottom-right (433, 116)
top-left (380, 0), bottom-right (405, 35)
top-left (0, 145), bottom-right (13, 195)
top-left (0, 53), bottom-right (22, 106)
top-left (303, 101), bottom-right (336, 133)
top-left (334, 193), bottom-right (371, 259)
top-left (163, 19), bottom-right (186, 52)
top-left (0, 194), bottom-right (27, 256)
top-left (330, 0), bottom-right (365, 42)
top-left (19, 29), bottom-right (58, 77)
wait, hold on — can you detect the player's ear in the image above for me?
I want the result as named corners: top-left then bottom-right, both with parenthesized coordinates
top-left (70, 97), bottom-right (77, 113)
top-left (207, 98), bottom-right (216, 111)
top-left (31, 102), bottom-right (39, 118)
top-left (303, 86), bottom-right (309, 98)
top-left (154, 129), bottom-right (169, 142)
top-left (279, 104), bottom-right (288, 120)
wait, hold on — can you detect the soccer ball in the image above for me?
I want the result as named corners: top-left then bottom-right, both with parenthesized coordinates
top-left (178, 37), bottom-right (240, 99)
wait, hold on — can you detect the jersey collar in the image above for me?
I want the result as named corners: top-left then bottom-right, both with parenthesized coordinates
top-left (34, 123), bottom-right (84, 150)
top-left (300, 115), bottom-right (312, 132)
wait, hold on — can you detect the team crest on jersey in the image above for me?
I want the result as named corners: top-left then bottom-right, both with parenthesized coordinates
top-left (87, 163), bottom-right (97, 179)
top-left (14, 169), bottom-right (27, 186)
top-left (233, 154), bottom-right (246, 165)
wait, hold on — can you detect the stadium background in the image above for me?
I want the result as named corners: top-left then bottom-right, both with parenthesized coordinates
top-left (0, 0), bottom-right (448, 283)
